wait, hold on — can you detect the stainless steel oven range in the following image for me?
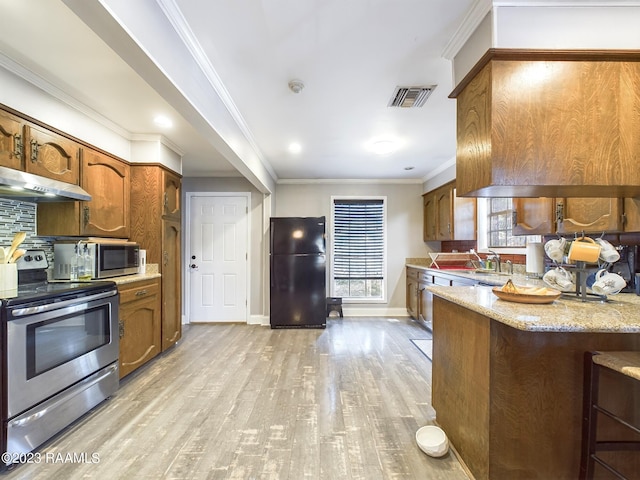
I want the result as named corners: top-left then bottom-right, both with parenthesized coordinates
top-left (1, 250), bottom-right (119, 466)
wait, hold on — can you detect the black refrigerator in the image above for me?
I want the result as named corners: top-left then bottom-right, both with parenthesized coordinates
top-left (270, 216), bottom-right (326, 328)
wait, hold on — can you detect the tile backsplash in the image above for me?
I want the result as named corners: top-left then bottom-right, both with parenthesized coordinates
top-left (0, 198), bottom-right (55, 264)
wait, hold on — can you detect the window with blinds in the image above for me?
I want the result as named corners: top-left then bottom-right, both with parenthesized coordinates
top-left (332, 198), bottom-right (386, 300)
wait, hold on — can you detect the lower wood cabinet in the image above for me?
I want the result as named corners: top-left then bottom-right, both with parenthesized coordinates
top-left (407, 266), bottom-right (479, 330)
top-left (118, 278), bottom-right (162, 379)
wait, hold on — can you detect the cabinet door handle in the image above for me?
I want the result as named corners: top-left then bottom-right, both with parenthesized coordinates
top-left (118, 319), bottom-right (125, 339)
top-left (135, 289), bottom-right (148, 296)
top-left (163, 192), bottom-right (168, 209)
top-left (163, 251), bottom-right (169, 266)
top-left (555, 203), bottom-right (564, 223)
top-left (30, 139), bottom-right (39, 163)
top-left (83, 206), bottom-right (90, 226)
top-left (13, 133), bottom-right (23, 159)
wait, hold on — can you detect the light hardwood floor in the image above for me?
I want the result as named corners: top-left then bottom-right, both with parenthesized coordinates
top-left (3, 317), bottom-right (469, 480)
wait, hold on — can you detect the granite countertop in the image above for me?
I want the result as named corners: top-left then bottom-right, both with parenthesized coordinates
top-left (427, 284), bottom-right (640, 333)
top-left (48, 264), bottom-right (161, 285)
top-left (406, 263), bottom-right (545, 288)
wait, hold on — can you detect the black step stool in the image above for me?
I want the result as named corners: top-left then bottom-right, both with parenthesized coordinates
top-left (326, 297), bottom-right (343, 317)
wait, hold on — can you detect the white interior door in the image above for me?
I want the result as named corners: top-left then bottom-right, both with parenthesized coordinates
top-left (189, 195), bottom-right (248, 322)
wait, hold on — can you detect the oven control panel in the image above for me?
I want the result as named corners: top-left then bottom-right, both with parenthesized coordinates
top-left (16, 249), bottom-right (48, 271)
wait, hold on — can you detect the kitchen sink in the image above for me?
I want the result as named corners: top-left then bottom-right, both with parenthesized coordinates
top-left (472, 269), bottom-right (512, 277)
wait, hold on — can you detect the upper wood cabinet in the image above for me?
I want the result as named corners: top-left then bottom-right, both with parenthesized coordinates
top-left (24, 123), bottom-right (80, 184)
top-left (435, 185), bottom-right (453, 240)
top-left (0, 109), bottom-right (25, 170)
top-left (81, 148), bottom-right (130, 237)
top-left (513, 198), bottom-right (555, 236)
top-left (37, 148), bottom-right (130, 238)
top-left (624, 198), bottom-right (640, 232)
top-left (423, 182), bottom-right (476, 242)
top-left (513, 197), bottom-right (626, 235)
top-left (423, 193), bottom-right (437, 241)
top-left (163, 170), bottom-right (181, 219)
top-left (556, 197), bottom-right (624, 234)
top-left (452, 50), bottom-right (640, 198)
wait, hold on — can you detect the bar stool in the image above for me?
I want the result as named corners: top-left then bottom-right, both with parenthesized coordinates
top-left (326, 297), bottom-right (343, 317)
top-left (580, 351), bottom-right (640, 479)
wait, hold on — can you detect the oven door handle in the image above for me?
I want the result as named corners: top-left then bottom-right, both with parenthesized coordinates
top-left (10, 290), bottom-right (117, 317)
top-left (9, 363), bottom-right (118, 428)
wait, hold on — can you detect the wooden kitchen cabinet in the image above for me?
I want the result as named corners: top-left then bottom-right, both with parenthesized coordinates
top-left (513, 197), bottom-right (629, 235)
top-left (0, 109), bottom-right (25, 170)
top-left (118, 278), bottom-right (162, 378)
top-left (435, 185), bottom-right (452, 240)
top-left (37, 148), bottom-right (130, 237)
top-left (423, 181), bottom-right (476, 241)
top-left (130, 165), bottom-right (182, 351)
top-left (512, 197), bottom-right (555, 236)
top-left (161, 218), bottom-right (182, 350)
top-left (406, 267), bottom-right (420, 319)
top-left (406, 267), bottom-right (478, 331)
top-left (24, 123), bottom-right (80, 184)
top-left (452, 50), bottom-right (640, 198)
top-left (423, 193), bottom-right (437, 241)
top-left (556, 197), bottom-right (624, 234)
top-left (624, 197), bottom-right (640, 232)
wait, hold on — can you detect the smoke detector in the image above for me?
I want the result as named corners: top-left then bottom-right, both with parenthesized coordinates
top-left (388, 85), bottom-right (436, 108)
top-left (288, 79), bottom-right (305, 94)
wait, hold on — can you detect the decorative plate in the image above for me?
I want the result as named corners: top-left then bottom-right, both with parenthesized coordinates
top-left (492, 286), bottom-right (562, 304)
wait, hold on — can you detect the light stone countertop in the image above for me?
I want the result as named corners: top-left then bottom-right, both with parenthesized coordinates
top-left (406, 263), bottom-right (545, 288)
top-left (592, 351), bottom-right (640, 381)
top-left (110, 263), bottom-right (161, 285)
top-left (427, 284), bottom-right (640, 333)
top-left (48, 264), bottom-right (161, 285)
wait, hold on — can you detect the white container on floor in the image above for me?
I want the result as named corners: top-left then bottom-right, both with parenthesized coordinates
top-left (416, 425), bottom-right (449, 457)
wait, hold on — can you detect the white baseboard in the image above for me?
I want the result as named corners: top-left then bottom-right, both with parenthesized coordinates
top-left (339, 307), bottom-right (409, 318)
top-left (249, 314), bottom-right (270, 326)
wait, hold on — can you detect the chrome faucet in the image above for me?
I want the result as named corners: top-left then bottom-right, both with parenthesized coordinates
top-left (488, 250), bottom-right (501, 273)
top-left (505, 259), bottom-right (513, 275)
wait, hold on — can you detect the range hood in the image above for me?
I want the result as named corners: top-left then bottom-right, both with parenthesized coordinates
top-left (0, 166), bottom-right (91, 202)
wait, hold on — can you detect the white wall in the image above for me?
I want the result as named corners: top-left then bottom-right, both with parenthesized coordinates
top-left (0, 65), bottom-right (131, 160)
top-left (274, 181), bottom-right (430, 316)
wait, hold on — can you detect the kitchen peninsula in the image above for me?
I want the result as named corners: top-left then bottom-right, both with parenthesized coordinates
top-left (428, 285), bottom-right (640, 480)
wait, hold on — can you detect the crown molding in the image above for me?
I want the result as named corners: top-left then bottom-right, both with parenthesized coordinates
top-left (421, 157), bottom-right (457, 183)
top-left (0, 52), bottom-right (132, 140)
top-left (130, 133), bottom-right (184, 157)
top-left (442, 0), bottom-right (493, 60)
top-left (156, 0), bottom-right (278, 182)
top-left (276, 178), bottom-right (424, 185)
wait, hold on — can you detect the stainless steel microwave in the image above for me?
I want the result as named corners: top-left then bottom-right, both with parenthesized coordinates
top-left (53, 241), bottom-right (140, 279)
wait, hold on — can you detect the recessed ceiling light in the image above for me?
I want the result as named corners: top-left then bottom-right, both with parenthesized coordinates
top-left (288, 142), bottom-right (302, 154)
top-left (368, 139), bottom-right (399, 155)
top-left (153, 115), bottom-right (173, 128)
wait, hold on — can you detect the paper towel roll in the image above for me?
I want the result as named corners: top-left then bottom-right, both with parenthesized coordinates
top-left (526, 242), bottom-right (545, 276)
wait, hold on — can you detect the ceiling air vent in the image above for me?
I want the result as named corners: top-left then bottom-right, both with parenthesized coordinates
top-left (388, 85), bottom-right (436, 108)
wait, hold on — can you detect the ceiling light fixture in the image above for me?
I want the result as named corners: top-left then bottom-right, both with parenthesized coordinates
top-left (368, 139), bottom-right (399, 155)
top-left (288, 142), bottom-right (302, 154)
top-left (153, 115), bottom-right (173, 128)
top-left (288, 79), bottom-right (304, 94)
